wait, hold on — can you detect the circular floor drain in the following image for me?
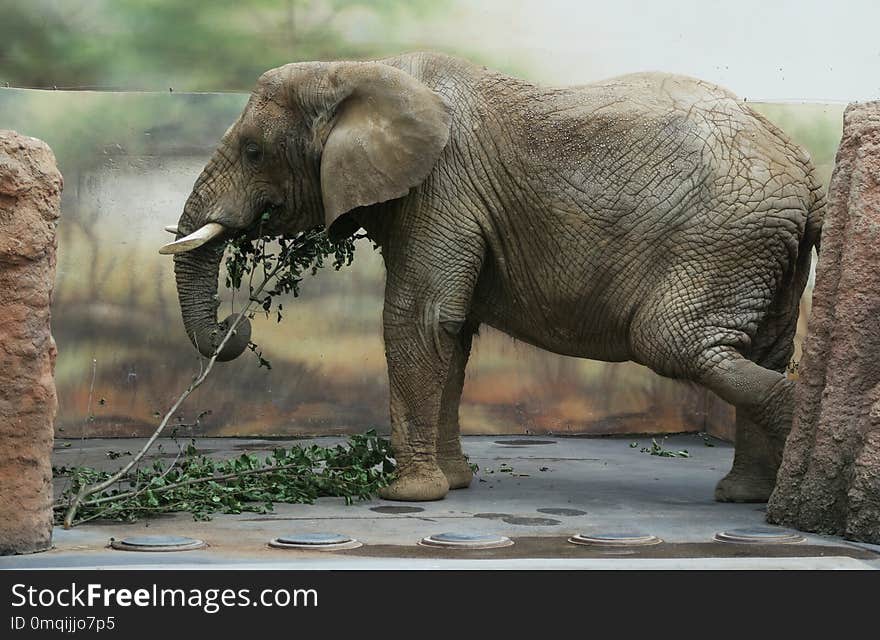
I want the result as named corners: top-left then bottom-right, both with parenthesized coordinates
top-left (269, 532), bottom-right (362, 551)
top-left (110, 535), bottom-right (205, 552)
top-left (714, 527), bottom-right (804, 544)
top-left (494, 439), bottom-right (556, 446)
top-left (568, 533), bottom-right (662, 547)
top-left (420, 532), bottom-right (514, 549)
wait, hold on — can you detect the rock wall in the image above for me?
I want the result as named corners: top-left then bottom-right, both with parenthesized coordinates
top-left (0, 130), bottom-right (62, 554)
top-left (767, 102), bottom-right (880, 543)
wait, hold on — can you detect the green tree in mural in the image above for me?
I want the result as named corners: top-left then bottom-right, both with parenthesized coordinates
top-left (0, 0), bottom-right (446, 90)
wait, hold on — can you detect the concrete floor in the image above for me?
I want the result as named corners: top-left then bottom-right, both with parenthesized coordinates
top-left (3, 434), bottom-right (878, 569)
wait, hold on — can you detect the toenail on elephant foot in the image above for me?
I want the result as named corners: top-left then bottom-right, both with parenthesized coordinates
top-left (714, 472), bottom-right (776, 503)
top-left (438, 456), bottom-right (473, 490)
top-left (379, 467), bottom-right (449, 501)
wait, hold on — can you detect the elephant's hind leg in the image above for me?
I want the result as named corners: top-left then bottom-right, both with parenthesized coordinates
top-left (437, 322), bottom-right (478, 489)
top-left (714, 411), bottom-right (779, 502)
top-left (715, 325), bottom-right (798, 502)
top-left (695, 346), bottom-right (794, 502)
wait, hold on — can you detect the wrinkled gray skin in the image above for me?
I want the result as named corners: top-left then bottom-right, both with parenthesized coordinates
top-left (169, 52), bottom-right (823, 502)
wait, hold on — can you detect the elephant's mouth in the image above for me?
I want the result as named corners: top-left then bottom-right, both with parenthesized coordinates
top-left (160, 202), bottom-right (283, 256)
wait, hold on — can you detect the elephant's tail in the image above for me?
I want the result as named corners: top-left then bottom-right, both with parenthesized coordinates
top-left (805, 179), bottom-right (825, 257)
top-left (789, 171), bottom-right (824, 302)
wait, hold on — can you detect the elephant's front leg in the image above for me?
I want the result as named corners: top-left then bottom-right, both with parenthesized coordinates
top-left (379, 328), bottom-right (452, 501)
top-left (378, 240), bottom-right (483, 502)
top-left (437, 323), bottom-right (478, 489)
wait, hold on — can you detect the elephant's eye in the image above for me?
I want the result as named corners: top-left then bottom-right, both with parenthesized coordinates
top-left (244, 141), bottom-right (263, 164)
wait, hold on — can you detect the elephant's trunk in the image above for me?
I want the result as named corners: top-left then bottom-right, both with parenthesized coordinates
top-left (172, 203), bottom-right (251, 362)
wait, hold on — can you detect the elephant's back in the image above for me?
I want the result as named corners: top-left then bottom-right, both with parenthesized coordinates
top-left (515, 71), bottom-right (819, 239)
top-left (560, 71), bottom-right (814, 182)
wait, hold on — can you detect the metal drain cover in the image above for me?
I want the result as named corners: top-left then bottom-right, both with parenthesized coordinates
top-left (269, 532), bottom-right (362, 550)
top-left (420, 532), bottom-right (514, 549)
top-left (111, 535), bottom-right (205, 552)
top-left (568, 533), bottom-right (662, 547)
top-left (714, 527), bottom-right (804, 544)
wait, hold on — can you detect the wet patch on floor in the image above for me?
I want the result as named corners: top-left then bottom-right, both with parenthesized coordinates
top-left (370, 506), bottom-right (425, 515)
top-left (503, 516), bottom-right (561, 526)
top-left (494, 439), bottom-right (557, 446)
top-left (537, 508), bottom-right (587, 516)
top-left (474, 513), bottom-right (561, 526)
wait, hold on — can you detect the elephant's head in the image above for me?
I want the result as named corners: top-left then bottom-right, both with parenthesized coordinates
top-left (160, 61), bottom-right (451, 361)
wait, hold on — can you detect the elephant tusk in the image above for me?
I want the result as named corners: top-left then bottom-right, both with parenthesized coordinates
top-left (164, 225), bottom-right (179, 234)
top-left (158, 222), bottom-right (226, 255)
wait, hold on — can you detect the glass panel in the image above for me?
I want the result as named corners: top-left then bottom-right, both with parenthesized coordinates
top-left (0, 87), bottom-right (841, 437)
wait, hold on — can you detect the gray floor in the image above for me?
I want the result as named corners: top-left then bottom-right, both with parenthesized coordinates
top-left (4, 434), bottom-right (878, 569)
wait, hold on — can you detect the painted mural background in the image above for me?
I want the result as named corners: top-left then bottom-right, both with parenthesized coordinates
top-left (0, 1), bottom-right (843, 440)
top-left (0, 89), bottom-right (839, 439)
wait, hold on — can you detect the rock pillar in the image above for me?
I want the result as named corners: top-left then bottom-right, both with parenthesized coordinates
top-left (768, 103), bottom-right (880, 544)
top-left (0, 130), bottom-right (62, 554)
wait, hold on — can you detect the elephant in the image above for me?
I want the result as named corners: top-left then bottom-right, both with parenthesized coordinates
top-left (160, 52), bottom-right (824, 503)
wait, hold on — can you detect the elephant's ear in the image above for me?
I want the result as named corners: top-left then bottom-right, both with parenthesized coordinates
top-left (316, 63), bottom-right (451, 240)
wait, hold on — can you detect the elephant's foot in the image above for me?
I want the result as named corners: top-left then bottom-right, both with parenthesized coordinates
top-left (438, 454), bottom-right (473, 490)
top-left (380, 463), bottom-right (449, 501)
top-left (714, 470), bottom-right (776, 503)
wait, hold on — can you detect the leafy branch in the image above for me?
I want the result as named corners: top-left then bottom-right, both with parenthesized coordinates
top-left (57, 221), bottom-right (370, 527)
top-left (54, 431), bottom-right (394, 524)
